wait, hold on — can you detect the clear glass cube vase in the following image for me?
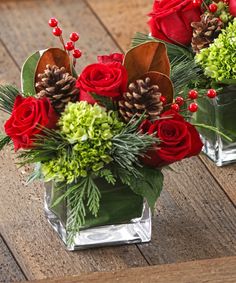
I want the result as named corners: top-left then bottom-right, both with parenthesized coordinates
top-left (194, 85), bottom-right (236, 166)
top-left (44, 179), bottom-right (151, 251)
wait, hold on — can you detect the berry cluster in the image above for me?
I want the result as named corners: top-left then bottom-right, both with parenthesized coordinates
top-left (48, 18), bottom-right (82, 62)
top-left (192, 0), bottom-right (229, 14)
top-left (160, 88), bottom-right (217, 113)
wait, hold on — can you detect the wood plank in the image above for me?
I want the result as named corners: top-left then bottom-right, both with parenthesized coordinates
top-left (0, 0), bottom-right (148, 280)
top-left (87, 0), bottom-right (236, 207)
top-left (0, 235), bottom-right (26, 282)
top-left (200, 155), bottom-right (236, 205)
top-left (141, 157), bottom-right (236, 264)
top-left (87, 0), bottom-right (153, 50)
top-left (23, 256), bottom-right (236, 283)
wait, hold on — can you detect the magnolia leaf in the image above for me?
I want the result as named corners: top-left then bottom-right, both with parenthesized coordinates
top-left (124, 41), bottom-right (170, 83)
top-left (139, 71), bottom-right (174, 106)
top-left (35, 48), bottom-right (71, 92)
top-left (129, 167), bottom-right (163, 211)
top-left (21, 51), bottom-right (40, 96)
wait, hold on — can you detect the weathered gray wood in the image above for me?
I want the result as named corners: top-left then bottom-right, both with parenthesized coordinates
top-left (0, 0), bottom-right (147, 280)
top-left (0, 236), bottom-right (26, 282)
top-left (22, 256), bottom-right (236, 283)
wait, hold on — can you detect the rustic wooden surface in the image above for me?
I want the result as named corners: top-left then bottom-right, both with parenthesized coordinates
top-left (22, 256), bottom-right (236, 283)
top-left (0, 0), bottom-right (236, 282)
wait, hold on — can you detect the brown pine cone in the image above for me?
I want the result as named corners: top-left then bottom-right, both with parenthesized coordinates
top-left (191, 13), bottom-right (224, 53)
top-left (36, 64), bottom-right (79, 113)
top-left (118, 77), bottom-right (163, 122)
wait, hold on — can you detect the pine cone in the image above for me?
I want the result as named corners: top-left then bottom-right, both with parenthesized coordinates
top-left (36, 64), bottom-right (79, 113)
top-left (191, 13), bottom-right (224, 53)
top-left (118, 77), bottom-right (163, 122)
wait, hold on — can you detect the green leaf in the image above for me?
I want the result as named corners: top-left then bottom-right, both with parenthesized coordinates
top-left (219, 78), bottom-right (236, 85)
top-left (129, 167), bottom-right (163, 211)
top-left (0, 135), bottom-right (11, 150)
top-left (21, 51), bottom-right (40, 96)
top-left (90, 92), bottom-right (117, 111)
top-left (0, 84), bottom-right (19, 114)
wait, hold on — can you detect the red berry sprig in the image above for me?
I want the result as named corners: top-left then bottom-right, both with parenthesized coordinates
top-left (188, 102), bottom-right (198, 112)
top-left (70, 32), bottom-right (80, 42)
top-left (207, 89), bottom-right (217, 98)
top-left (160, 96), bottom-right (167, 105)
top-left (209, 3), bottom-right (218, 13)
top-left (65, 41), bottom-right (74, 51)
top-left (171, 103), bottom-right (180, 112)
top-left (48, 18), bottom-right (82, 66)
top-left (48, 18), bottom-right (58, 27)
top-left (188, 90), bottom-right (198, 99)
top-left (175, 96), bottom-right (184, 106)
top-left (192, 0), bottom-right (202, 7)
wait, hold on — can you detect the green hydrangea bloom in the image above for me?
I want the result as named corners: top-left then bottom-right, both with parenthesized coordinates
top-left (41, 102), bottom-right (123, 184)
top-left (196, 19), bottom-right (236, 81)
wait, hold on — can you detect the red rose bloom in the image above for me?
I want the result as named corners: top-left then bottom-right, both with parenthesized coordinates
top-left (97, 53), bottom-right (124, 64)
top-left (76, 62), bottom-right (128, 104)
top-left (230, 0), bottom-right (236, 16)
top-left (148, 0), bottom-right (201, 46)
top-left (140, 110), bottom-right (203, 167)
top-left (4, 95), bottom-right (58, 151)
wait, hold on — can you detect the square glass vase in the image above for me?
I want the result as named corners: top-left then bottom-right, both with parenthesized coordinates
top-left (194, 85), bottom-right (236, 166)
top-left (44, 180), bottom-right (151, 251)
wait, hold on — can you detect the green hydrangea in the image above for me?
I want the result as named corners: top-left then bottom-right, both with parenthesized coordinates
top-left (41, 102), bottom-right (123, 184)
top-left (196, 19), bottom-right (236, 81)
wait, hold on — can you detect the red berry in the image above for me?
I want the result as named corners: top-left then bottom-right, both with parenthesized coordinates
top-left (73, 49), bottom-right (82, 58)
top-left (175, 96), bottom-right (184, 106)
top-left (207, 89), bottom-right (217, 98)
top-left (48, 18), bottom-right (58, 27)
top-left (70, 32), bottom-right (80, 42)
top-left (52, 27), bottom-right (62, 36)
top-left (223, 0), bottom-right (229, 4)
top-left (171, 103), bottom-right (180, 112)
top-left (188, 102), bottom-right (198, 112)
top-left (188, 89), bottom-right (198, 99)
top-left (209, 3), bottom-right (218, 13)
top-left (65, 41), bottom-right (74, 51)
top-left (160, 96), bottom-right (167, 104)
top-left (192, 0), bottom-right (202, 7)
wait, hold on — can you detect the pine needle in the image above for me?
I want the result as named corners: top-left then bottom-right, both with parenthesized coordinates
top-left (0, 85), bottom-right (19, 114)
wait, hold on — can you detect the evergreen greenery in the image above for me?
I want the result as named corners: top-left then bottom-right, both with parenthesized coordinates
top-left (0, 85), bottom-right (19, 114)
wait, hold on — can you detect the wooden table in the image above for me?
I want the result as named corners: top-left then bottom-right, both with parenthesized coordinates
top-left (0, 1), bottom-right (236, 282)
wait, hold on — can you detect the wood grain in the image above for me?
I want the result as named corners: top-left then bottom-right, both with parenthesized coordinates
top-left (23, 256), bottom-right (236, 283)
top-left (141, 156), bottom-right (236, 265)
top-left (87, 0), bottom-right (153, 50)
top-left (0, 236), bottom-right (26, 283)
top-left (0, 0), bottom-right (147, 281)
top-left (200, 155), bottom-right (236, 205)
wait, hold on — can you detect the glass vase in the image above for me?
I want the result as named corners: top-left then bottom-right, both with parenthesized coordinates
top-left (194, 85), bottom-right (236, 166)
top-left (44, 179), bottom-right (151, 251)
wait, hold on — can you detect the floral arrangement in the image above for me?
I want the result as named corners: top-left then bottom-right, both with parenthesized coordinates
top-left (0, 17), bottom-right (218, 245)
top-left (133, 0), bottom-right (236, 113)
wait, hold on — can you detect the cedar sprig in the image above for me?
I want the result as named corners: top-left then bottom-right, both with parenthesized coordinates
top-left (51, 175), bottom-right (101, 246)
top-left (171, 56), bottom-right (203, 94)
top-left (0, 85), bottom-right (19, 114)
top-left (0, 134), bottom-right (11, 150)
top-left (111, 115), bottom-right (159, 177)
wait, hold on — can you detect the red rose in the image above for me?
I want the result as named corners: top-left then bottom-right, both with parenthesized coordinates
top-left (76, 62), bottom-right (128, 104)
top-left (230, 0), bottom-right (236, 16)
top-left (4, 95), bottom-right (58, 151)
top-left (139, 110), bottom-right (203, 167)
top-left (148, 0), bottom-right (201, 46)
top-left (97, 53), bottom-right (124, 64)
